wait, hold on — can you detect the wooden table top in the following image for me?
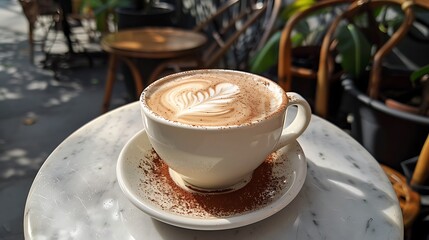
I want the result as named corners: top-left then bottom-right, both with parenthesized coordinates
top-left (101, 27), bottom-right (208, 59)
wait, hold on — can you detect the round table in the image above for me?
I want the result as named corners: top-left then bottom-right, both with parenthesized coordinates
top-left (24, 102), bottom-right (403, 239)
top-left (101, 28), bottom-right (207, 113)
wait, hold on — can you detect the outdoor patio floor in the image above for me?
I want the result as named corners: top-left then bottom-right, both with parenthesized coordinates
top-left (0, 1), bottom-right (129, 238)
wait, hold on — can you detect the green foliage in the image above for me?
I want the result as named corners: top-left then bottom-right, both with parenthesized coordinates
top-left (411, 64), bottom-right (429, 85)
top-left (335, 5), bottom-right (406, 78)
top-left (249, 0), bottom-right (316, 74)
top-left (280, 0), bottom-right (316, 21)
top-left (81, 0), bottom-right (129, 32)
top-left (291, 20), bottom-right (310, 46)
top-left (336, 24), bottom-right (371, 78)
top-left (83, 0), bottom-right (121, 14)
top-left (250, 32), bottom-right (281, 74)
top-left (249, 2), bottom-right (407, 81)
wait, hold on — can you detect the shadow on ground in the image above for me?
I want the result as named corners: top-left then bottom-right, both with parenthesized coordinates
top-left (0, 8), bottom-right (128, 238)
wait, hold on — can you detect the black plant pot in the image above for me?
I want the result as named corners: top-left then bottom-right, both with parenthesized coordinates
top-left (116, 2), bottom-right (175, 30)
top-left (341, 77), bottom-right (429, 172)
top-left (401, 157), bottom-right (429, 193)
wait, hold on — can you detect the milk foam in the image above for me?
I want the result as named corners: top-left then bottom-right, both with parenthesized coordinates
top-left (145, 71), bottom-right (285, 126)
top-left (169, 81), bottom-right (239, 118)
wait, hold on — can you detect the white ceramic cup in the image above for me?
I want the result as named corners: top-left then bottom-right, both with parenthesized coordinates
top-left (140, 70), bottom-right (311, 190)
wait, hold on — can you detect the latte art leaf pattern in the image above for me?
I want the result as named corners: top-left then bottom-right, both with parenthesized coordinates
top-left (147, 71), bottom-right (283, 126)
top-left (175, 83), bottom-right (240, 117)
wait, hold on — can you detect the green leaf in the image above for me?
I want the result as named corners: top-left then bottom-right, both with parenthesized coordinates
top-left (280, 0), bottom-right (316, 21)
top-left (250, 0), bottom-right (318, 74)
top-left (411, 64), bottom-right (429, 85)
top-left (336, 24), bottom-right (371, 77)
top-left (95, 11), bottom-right (107, 32)
top-left (291, 32), bottom-right (305, 47)
top-left (249, 31), bottom-right (282, 74)
top-left (293, 20), bottom-right (310, 41)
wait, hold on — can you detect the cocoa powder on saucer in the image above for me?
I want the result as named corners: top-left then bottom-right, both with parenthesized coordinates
top-left (138, 149), bottom-right (288, 218)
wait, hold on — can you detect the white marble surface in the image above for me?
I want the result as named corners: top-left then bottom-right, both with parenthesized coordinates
top-left (24, 102), bottom-right (403, 240)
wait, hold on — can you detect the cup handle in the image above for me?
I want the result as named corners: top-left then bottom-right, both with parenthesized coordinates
top-left (274, 92), bottom-right (311, 151)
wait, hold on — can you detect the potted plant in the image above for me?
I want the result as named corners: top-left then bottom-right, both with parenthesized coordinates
top-left (115, 0), bottom-right (176, 30)
top-left (338, 11), bottom-right (429, 172)
top-left (251, 0), bottom-right (429, 171)
top-left (80, 0), bottom-right (126, 33)
top-left (80, 0), bottom-right (175, 33)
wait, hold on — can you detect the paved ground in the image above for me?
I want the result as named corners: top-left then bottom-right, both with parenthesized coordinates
top-left (0, 1), bottom-right (128, 239)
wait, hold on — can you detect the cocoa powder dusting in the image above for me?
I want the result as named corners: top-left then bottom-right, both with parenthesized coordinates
top-left (138, 149), bottom-right (289, 218)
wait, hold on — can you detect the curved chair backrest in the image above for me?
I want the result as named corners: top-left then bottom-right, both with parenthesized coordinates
top-left (316, 0), bottom-right (415, 118)
top-left (18, 0), bottom-right (60, 63)
top-left (194, 0), bottom-right (281, 70)
top-left (278, 0), bottom-right (353, 93)
top-left (147, 0), bottom-right (281, 83)
top-left (414, 0), bottom-right (429, 10)
top-left (367, 0), bottom-right (416, 99)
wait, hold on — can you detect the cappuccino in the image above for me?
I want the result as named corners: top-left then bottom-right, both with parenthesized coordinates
top-left (144, 70), bottom-right (286, 126)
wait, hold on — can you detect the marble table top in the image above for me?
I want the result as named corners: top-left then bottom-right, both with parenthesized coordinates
top-left (24, 102), bottom-right (403, 239)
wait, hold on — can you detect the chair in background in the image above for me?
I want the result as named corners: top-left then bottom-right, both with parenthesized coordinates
top-left (316, 0), bottom-right (415, 118)
top-left (278, 0), bottom-right (352, 120)
top-left (18, 0), bottom-right (60, 63)
top-left (381, 164), bottom-right (420, 239)
top-left (18, 0), bottom-right (94, 67)
top-left (147, 0), bottom-right (281, 83)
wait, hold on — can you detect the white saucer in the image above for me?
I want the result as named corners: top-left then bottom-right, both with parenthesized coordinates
top-left (116, 130), bottom-right (307, 231)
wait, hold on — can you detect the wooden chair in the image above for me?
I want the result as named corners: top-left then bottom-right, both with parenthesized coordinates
top-left (148, 0), bottom-right (281, 84)
top-left (278, 0), bottom-right (353, 119)
top-left (316, 0), bottom-right (415, 118)
top-left (371, 0), bottom-right (429, 113)
top-left (18, 0), bottom-right (94, 64)
top-left (18, 0), bottom-right (60, 63)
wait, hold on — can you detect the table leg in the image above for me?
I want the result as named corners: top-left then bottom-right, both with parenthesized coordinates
top-left (102, 54), bottom-right (118, 113)
top-left (29, 23), bottom-right (34, 64)
top-left (121, 57), bottom-right (144, 98)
